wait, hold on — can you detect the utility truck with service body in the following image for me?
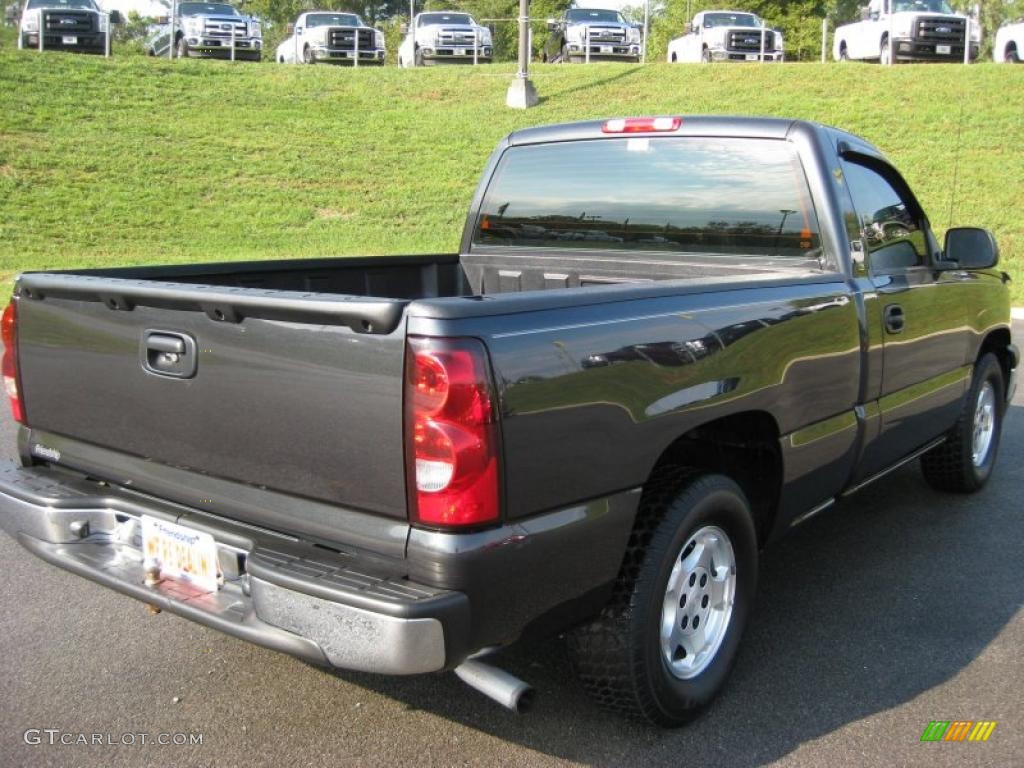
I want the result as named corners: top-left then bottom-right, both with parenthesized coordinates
top-left (667, 10), bottom-right (783, 63)
top-left (833, 0), bottom-right (978, 63)
top-left (0, 116), bottom-right (1015, 725)
top-left (397, 11), bottom-right (492, 67)
top-left (276, 10), bottom-right (385, 65)
top-left (542, 7), bottom-right (641, 63)
top-left (17, 0), bottom-right (121, 54)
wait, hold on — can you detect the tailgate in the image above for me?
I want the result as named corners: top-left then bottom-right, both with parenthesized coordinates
top-left (14, 275), bottom-right (410, 523)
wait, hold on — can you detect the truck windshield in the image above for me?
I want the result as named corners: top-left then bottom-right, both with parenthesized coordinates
top-left (703, 13), bottom-right (761, 28)
top-left (566, 9), bottom-right (625, 24)
top-left (418, 13), bottom-right (473, 26)
top-left (893, 0), bottom-right (955, 12)
top-left (26, 0), bottom-right (96, 9)
top-left (178, 3), bottom-right (239, 15)
top-left (306, 13), bottom-right (361, 27)
top-left (473, 137), bottom-right (822, 262)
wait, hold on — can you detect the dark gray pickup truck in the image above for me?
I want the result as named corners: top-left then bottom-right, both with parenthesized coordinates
top-left (0, 117), bottom-right (1016, 725)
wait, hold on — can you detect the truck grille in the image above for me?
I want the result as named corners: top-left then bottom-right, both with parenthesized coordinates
top-left (914, 16), bottom-right (965, 44)
top-left (43, 10), bottom-right (95, 33)
top-left (586, 26), bottom-right (625, 43)
top-left (728, 29), bottom-right (774, 52)
top-left (203, 17), bottom-right (247, 39)
top-left (327, 27), bottom-right (374, 50)
top-left (437, 27), bottom-right (478, 45)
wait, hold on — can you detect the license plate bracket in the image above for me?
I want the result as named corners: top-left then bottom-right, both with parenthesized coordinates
top-left (62, 35), bottom-right (77, 45)
top-left (936, 44), bottom-right (951, 55)
top-left (600, 45), bottom-right (613, 54)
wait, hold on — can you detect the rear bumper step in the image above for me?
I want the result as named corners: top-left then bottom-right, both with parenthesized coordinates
top-left (0, 462), bottom-right (467, 675)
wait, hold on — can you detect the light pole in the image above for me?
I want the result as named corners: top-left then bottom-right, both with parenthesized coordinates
top-left (506, 0), bottom-right (538, 108)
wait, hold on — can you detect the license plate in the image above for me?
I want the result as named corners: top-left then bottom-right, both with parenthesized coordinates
top-left (62, 36), bottom-right (77, 45)
top-left (936, 44), bottom-right (951, 54)
top-left (454, 48), bottom-right (465, 55)
top-left (600, 45), bottom-right (613, 54)
top-left (142, 516), bottom-right (220, 593)
top-left (746, 53), bottom-right (759, 61)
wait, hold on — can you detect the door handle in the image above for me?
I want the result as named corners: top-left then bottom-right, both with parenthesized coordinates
top-left (884, 304), bottom-right (905, 334)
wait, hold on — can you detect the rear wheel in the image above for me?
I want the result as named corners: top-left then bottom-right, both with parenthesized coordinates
top-left (921, 353), bottom-right (1005, 493)
top-left (567, 472), bottom-right (758, 726)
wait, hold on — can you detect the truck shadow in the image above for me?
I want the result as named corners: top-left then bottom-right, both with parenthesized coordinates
top-left (539, 65), bottom-right (645, 103)
top-left (327, 404), bottom-right (1023, 766)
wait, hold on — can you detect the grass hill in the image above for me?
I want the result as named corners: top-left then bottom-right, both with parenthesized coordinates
top-left (0, 46), bottom-right (1021, 302)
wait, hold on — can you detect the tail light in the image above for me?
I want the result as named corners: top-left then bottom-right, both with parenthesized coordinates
top-left (2, 300), bottom-right (25, 424)
top-left (602, 116), bottom-right (682, 134)
top-left (405, 336), bottom-right (499, 528)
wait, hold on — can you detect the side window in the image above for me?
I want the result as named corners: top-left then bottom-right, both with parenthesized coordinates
top-left (840, 159), bottom-right (927, 272)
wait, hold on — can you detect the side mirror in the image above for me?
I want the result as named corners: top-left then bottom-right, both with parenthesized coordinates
top-left (109, 9), bottom-right (123, 24)
top-left (546, 18), bottom-right (557, 31)
top-left (689, 22), bottom-right (699, 34)
top-left (944, 227), bottom-right (999, 269)
top-left (156, 15), bottom-right (169, 24)
top-left (399, 22), bottom-right (408, 34)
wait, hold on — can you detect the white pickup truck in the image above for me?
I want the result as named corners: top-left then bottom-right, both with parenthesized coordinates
top-left (397, 11), bottom-right (492, 67)
top-left (666, 10), bottom-right (783, 63)
top-left (832, 0), bottom-right (978, 63)
top-left (17, 0), bottom-right (121, 54)
top-left (276, 10), bottom-right (385, 65)
top-left (994, 19), bottom-right (1023, 62)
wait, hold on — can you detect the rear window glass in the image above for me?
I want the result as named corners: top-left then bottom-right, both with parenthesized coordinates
top-left (472, 137), bottom-right (822, 264)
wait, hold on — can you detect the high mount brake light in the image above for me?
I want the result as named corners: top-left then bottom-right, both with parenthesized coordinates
top-left (405, 336), bottom-right (500, 528)
top-left (602, 116), bottom-right (683, 134)
top-left (1, 300), bottom-right (25, 424)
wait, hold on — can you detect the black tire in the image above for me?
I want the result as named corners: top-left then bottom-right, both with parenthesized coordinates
top-left (880, 37), bottom-right (892, 65)
top-left (302, 44), bottom-right (314, 64)
top-left (1007, 45), bottom-right (1020, 63)
top-left (413, 46), bottom-right (423, 67)
top-left (839, 44), bottom-right (848, 61)
top-left (176, 34), bottom-right (188, 59)
top-left (567, 471), bottom-right (758, 726)
top-left (701, 47), bottom-right (712, 63)
top-left (921, 353), bottom-right (1005, 493)
top-left (671, 52), bottom-right (677, 62)
top-left (560, 43), bottom-right (571, 63)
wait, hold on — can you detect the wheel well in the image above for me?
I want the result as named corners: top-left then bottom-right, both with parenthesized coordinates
top-left (978, 328), bottom-right (1013, 388)
top-left (643, 412), bottom-right (782, 545)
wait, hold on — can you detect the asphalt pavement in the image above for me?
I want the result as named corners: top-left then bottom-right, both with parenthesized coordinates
top-left (1, 321), bottom-right (1021, 767)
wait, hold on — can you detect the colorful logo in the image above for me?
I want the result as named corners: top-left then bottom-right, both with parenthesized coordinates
top-left (920, 721), bottom-right (996, 742)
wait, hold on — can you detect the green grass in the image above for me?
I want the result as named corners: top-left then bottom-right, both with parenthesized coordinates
top-left (0, 44), bottom-right (1022, 303)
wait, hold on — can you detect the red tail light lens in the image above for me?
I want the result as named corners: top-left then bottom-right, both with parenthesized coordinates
top-left (405, 336), bottom-right (499, 528)
top-left (1, 300), bottom-right (25, 424)
top-left (602, 116), bottom-right (682, 134)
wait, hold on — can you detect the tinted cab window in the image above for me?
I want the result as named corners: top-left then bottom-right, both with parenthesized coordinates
top-left (841, 160), bottom-right (927, 272)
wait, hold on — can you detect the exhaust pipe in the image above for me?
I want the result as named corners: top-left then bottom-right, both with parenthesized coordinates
top-left (454, 659), bottom-right (534, 713)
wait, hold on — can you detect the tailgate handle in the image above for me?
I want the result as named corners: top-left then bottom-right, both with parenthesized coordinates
top-left (141, 331), bottom-right (197, 379)
top-left (146, 334), bottom-right (185, 354)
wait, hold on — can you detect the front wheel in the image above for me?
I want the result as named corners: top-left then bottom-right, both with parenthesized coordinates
top-left (880, 38), bottom-right (892, 65)
top-left (701, 47), bottom-right (712, 63)
top-left (567, 472), bottom-right (758, 725)
top-left (1007, 45), bottom-right (1020, 63)
top-left (921, 353), bottom-right (1005, 492)
top-left (176, 35), bottom-right (189, 58)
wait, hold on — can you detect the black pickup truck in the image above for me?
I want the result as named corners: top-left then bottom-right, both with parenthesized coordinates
top-left (0, 117), bottom-right (1016, 725)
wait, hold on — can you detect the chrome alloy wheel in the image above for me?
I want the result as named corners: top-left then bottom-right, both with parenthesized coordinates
top-left (661, 525), bottom-right (736, 679)
top-left (972, 381), bottom-right (997, 466)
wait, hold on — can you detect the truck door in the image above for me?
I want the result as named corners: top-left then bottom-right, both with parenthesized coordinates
top-left (840, 153), bottom-right (971, 478)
